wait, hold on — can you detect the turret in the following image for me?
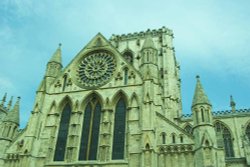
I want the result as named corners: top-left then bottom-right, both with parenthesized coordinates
top-left (192, 76), bottom-right (225, 167)
top-left (0, 97), bottom-right (20, 166)
top-left (3, 97), bottom-right (20, 126)
top-left (44, 44), bottom-right (63, 89)
top-left (139, 35), bottom-right (158, 81)
top-left (192, 75), bottom-right (212, 126)
top-left (0, 97), bottom-right (20, 139)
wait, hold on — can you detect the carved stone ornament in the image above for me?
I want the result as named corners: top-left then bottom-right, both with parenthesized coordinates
top-left (76, 50), bottom-right (116, 88)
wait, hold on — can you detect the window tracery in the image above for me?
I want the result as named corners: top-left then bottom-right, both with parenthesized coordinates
top-left (76, 50), bottom-right (116, 87)
top-left (79, 96), bottom-right (101, 160)
top-left (214, 122), bottom-right (234, 157)
top-left (54, 103), bottom-right (71, 161)
top-left (112, 98), bottom-right (126, 159)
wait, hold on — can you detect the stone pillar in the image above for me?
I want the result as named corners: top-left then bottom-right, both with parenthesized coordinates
top-left (99, 109), bottom-right (112, 161)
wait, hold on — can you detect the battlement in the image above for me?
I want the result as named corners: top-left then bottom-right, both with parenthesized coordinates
top-left (110, 26), bottom-right (173, 41)
top-left (181, 108), bottom-right (250, 119)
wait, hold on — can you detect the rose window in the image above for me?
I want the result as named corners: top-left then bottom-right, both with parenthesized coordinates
top-left (77, 51), bottom-right (116, 87)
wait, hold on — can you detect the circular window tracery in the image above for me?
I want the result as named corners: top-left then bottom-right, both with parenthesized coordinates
top-left (76, 51), bottom-right (116, 87)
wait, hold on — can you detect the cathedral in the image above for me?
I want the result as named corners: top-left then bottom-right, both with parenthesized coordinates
top-left (0, 27), bottom-right (250, 167)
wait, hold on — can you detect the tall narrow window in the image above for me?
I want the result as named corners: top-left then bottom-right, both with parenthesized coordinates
top-left (172, 134), bottom-right (176, 144)
top-left (62, 74), bottom-right (67, 91)
top-left (112, 98), bottom-right (126, 159)
top-left (162, 132), bottom-right (166, 144)
top-left (201, 108), bottom-right (205, 122)
top-left (180, 135), bottom-right (184, 143)
top-left (124, 68), bottom-right (128, 85)
top-left (246, 124), bottom-right (250, 140)
top-left (79, 97), bottom-right (101, 160)
top-left (54, 103), bottom-right (71, 161)
top-left (215, 122), bottom-right (234, 157)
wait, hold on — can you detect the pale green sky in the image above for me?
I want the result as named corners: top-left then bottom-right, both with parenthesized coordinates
top-left (1, 0), bottom-right (250, 127)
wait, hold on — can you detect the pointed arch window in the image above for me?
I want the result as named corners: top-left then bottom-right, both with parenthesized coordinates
top-left (62, 74), bottom-right (68, 91)
top-left (246, 123), bottom-right (250, 141)
top-left (215, 122), bottom-right (234, 157)
top-left (172, 133), bottom-right (176, 144)
top-left (123, 51), bottom-right (133, 64)
top-left (161, 132), bottom-right (166, 144)
top-left (124, 68), bottom-right (128, 85)
top-left (180, 135), bottom-right (184, 143)
top-left (79, 96), bottom-right (101, 160)
top-left (112, 98), bottom-right (126, 160)
top-left (201, 108), bottom-right (205, 122)
top-left (54, 103), bottom-right (71, 161)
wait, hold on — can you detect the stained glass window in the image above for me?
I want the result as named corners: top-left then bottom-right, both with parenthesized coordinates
top-left (246, 124), bottom-right (250, 141)
top-left (214, 122), bottom-right (234, 157)
top-left (79, 97), bottom-right (101, 160)
top-left (112, 98), bottom-right (126, 159)
top-left (54, 103), bottom-right (71, 161)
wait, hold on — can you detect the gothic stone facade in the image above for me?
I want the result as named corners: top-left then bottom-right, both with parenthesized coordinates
top-left (0, 27), bottom-right (250, 167)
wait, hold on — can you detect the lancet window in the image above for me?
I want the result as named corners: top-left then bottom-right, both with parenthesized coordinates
top-left (78, 96), bottom-right (101, 160)
top-left (215, 122), bottom-right (234, 157)
top-left (112, 98), bottom-right (126, 159)
top-left (54, 103), bottom-right (71, 161)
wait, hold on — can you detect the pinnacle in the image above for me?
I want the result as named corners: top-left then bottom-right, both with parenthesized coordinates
top-left (230, 95), bottom-right (236, 112)
top-left (0, 93), bottom-right (7, 107)
top-left (230, 95), bottom-right (236, 107)
top-left (49, 43), bottom-right (62, 64)
top-left (4, 97), bottom-right (20, 125)
top-left (192, 75), bottom-right (211, 107)
top-left (7, 96), bottom-right (13, 110)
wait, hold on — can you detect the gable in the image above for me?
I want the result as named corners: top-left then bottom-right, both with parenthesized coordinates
top-left (48, 33), bottom-right (143, 93)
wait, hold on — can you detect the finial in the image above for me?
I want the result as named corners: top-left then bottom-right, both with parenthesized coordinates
top-left (1, 93), bottom-right (7, 106)
top-left (58, 43), bottom-right (62, 47)
top-left (196, 75), bottom-right (200, 79)
top-left (230, 95), bottom-right (236, 112)
top-left (7, 96), bottom-right (13, 110)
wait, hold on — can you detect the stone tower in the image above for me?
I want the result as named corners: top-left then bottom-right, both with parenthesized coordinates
top-left (192, 76), bottom-right (225, 167)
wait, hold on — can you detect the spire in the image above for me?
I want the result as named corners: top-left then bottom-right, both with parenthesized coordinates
top-left (4, 97), bottom-right (20, 125)
top-left (142, 35), bottom-right (156, 50)
top-left (49, 43), bottom-right (62, 64)
top-left (0, 93), bottom-right (7, 107)
top-left (230, 95), bottom-right (236, 112)
top-left (192, 75), bottom-right (211, 107)
top-left (7, 96), bottom-right (13, 110)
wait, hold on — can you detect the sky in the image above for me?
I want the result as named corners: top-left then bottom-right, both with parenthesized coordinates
top-left (0, 0), bottom-right (250, 128)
